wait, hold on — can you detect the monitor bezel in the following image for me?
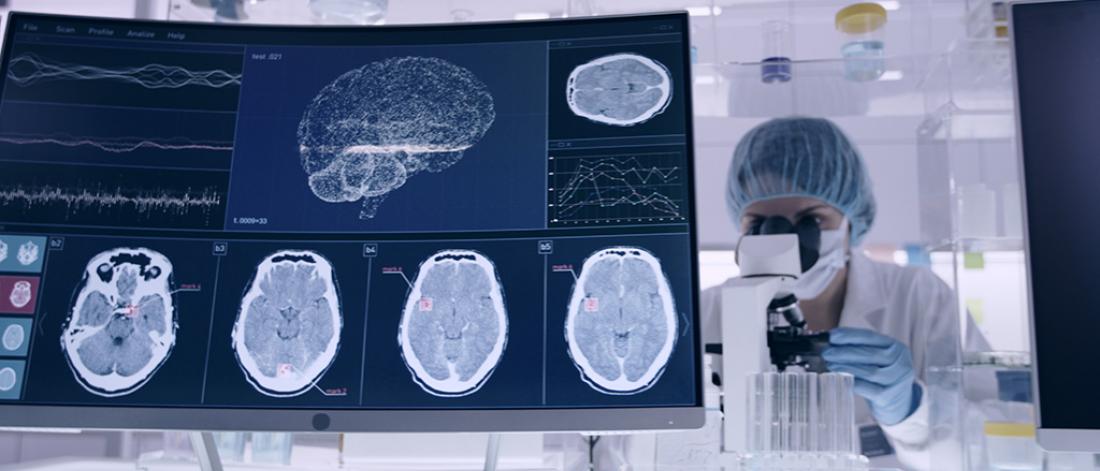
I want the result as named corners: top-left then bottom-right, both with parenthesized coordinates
top-left (0, 11), bottom-right (705, 433)
top-left (1009, 0), bottom-right (1100, 451)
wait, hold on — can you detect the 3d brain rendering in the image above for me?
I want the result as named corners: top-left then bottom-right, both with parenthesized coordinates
top-left (399, 250), bottom-right (507, 397)
top-left (61, 248), bottom-right (176, 397)
top-left (565, 247), bottom-right (677, 394)
top-left (567, 53), bottom-right (672, 127)
top-left (233, 250), bottom-right (342, 397)
top-left (298, 56), bottom-right (496, 220)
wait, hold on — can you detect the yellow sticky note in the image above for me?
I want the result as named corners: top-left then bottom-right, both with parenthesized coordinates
top-left (964, 252), bottom-right (985, 270)
top-left (966, 298), bottom-right (985, 325)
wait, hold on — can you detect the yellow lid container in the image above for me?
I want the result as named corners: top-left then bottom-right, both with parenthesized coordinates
top-left (835, 3), bottom-right (888, 34)
top-left (984, 422), bottom-right (1037, 438)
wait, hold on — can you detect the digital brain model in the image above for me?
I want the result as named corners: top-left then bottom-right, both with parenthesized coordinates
top-left (565, 247), bottom-right (677, 394)
top-left (297, 56), bottom-right (496, 220)
top-left (61, 248), bottom-right (176, 397)
top-left (567, 53), bottom-right (672, 127)
top-left (399, 250), bottom-right (507, 397)
top-left (232, 250), bottom-right (342, 397)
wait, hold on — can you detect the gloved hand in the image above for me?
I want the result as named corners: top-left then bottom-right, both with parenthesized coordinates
top-left (823, 327), bottom-right (922, 426)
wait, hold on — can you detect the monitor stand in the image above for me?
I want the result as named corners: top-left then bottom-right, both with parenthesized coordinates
top-left (190, 431), bottom-right (223, 471)
top-left (186, 431), bottom-right (503, 471)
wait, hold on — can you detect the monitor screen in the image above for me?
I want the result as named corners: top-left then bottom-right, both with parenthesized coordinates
top-left (0, 12), bottom-right (702, 432)
top-left (1013, 0), bottom-right (1100, 434)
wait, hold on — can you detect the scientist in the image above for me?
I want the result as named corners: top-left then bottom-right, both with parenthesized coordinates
top-left (701, 117), bottom-right (989, 469)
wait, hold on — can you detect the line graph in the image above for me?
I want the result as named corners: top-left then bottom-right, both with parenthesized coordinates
top-left (0, 162), bottom-right (228, 229)
top-left (548, 152), bottom-right (687, 226)
top-left (0, 133), bottom-right (234, 153)
top-left (7, 53), bottom-right (242, 89)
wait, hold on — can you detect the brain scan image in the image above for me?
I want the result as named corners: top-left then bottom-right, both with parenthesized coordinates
top-left (61, 248), bottom-right (176, 397)
top-left (0, 367), bottom-right (15, 391)
top-left (298, 56), bottom-right (496, 220)
top-left (9, 281), bottom-right (32, 309)
top-left (232, 250), bottom-right (342, 397)
top-left (17, 241), bottom-right (39, 266)
top-left (2, 324), bottom-right (24, 351)
top-left (399, 250), bottom-right (507, 397)
top-left (565, 247), bottom-right (677, 394)
top-left (0, 240), bottom-right (7, 263)
top-left (567, 53), bottom-right (672, 127)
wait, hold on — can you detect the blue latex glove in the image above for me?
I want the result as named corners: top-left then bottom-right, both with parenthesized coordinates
top-left (823, 327), bottom-right (923, 426)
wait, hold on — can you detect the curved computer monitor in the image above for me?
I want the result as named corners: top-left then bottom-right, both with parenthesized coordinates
top-left (1012, 0), bottom-right (1100, 452)
top-left (0, 11), bottom-right (702, 432)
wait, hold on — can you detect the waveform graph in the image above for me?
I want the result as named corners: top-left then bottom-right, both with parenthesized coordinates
top-left (8, 53), bottom-right (242, 89)
top-left (3, 43), bottom-right (243, 112)
top-left (0, 162), bottom-right (229, 230)
top-left (0, 102), bottom-right (236, 171)
top-left (548, 151), bottom-right (689, 226)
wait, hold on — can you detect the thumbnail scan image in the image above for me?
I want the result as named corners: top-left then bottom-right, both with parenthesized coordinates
top-left (232, 250), bottom-right (342, 397)
top-left (565, 247), bottom-right (677, 394)
top-left (9, 281), bottom-right (32, 309)
top-left (61, 248), bottom-right (177, 397)
top-left (399, 250), bottom-right (508, 397)
top-left (3, 323), bottom-right (25, 352)
top-left (17, 240), bottom-right (39, 266)
top-left (566, 53), bottom-right (672, 127)
top-left (0, 239), bottom-right (6, 263)
top-left (297, 56), bottom-right (496, 220)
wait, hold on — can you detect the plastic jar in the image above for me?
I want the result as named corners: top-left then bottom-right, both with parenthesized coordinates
top-left (835, 3), bottom-right (888, 81)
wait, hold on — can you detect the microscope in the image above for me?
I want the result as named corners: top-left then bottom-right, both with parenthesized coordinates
top-left (710, 216), bottom-right (833, 456)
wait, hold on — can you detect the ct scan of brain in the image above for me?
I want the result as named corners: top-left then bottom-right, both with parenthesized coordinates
top-left (9, 281), bottom-right (31, 309)
top-left (565, 247), bottom-right (677, 394)
top-left (0, 240), bottom-right (7, 263)
top-left (61, 248), bottom-right (176, 397)
top-left (232, 250), bottom-right (342, 397)
top-left (2, 324), bottom-right (24, 352)
top-left (17, 241), bottom-right (39, 266)
top-left (298, 56), bottom-right (496, 220)
top-left (399, 250), bottom-right (507, 397)
top-left (567, 53), bottom-right (672, 127)
top-left (0, 367), bottom-right (15, 391)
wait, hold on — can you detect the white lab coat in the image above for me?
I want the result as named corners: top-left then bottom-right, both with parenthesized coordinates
top-left (700, 250), bottom-right (991, 470)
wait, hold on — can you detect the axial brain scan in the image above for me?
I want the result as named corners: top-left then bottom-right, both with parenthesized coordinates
top-left (567, 53), bottom-right (672, 127)
top-left (233, 250), bottom-right (342, 397)
top-left (2, 324), bottom-right (24, 352)
top-left (399, 250), bottom-right (507, 397)
top-left (0, 367), bottom-right (15, 391)
top-left (297, 56), bottom-right (496, 220)
top-left (9, 281), bottom-right (32, 309)
top-left (565, 247), bottom-right (677, 394)
top-left (17, 241), bottom-right (39, 266)
top-left (0, 240), bottom-right (7, 263)
top-left (61, 248), bottom-right (176, 397)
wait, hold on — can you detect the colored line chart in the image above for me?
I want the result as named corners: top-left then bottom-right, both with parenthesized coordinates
top-left (548, 152), bottom-right (688, 226)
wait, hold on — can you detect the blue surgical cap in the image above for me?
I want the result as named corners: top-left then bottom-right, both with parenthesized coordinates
top-left (725, 117), bottom-right (876, 246)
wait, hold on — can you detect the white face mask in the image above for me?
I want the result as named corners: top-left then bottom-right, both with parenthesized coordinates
top-left (781, 227), bottom-right (849, 300)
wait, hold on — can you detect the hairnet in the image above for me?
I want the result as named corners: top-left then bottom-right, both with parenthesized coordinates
top-left (725, 116), bottom-right (876, 246)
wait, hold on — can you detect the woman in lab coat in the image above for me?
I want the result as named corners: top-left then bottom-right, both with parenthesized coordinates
top-left (700, 117), bottom-right (989, 470)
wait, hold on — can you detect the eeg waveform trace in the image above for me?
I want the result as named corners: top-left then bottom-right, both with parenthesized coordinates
top-left (7, 53), bottom-right (243, 89)
top-left (0, 133), bottom-right (234, 153)
top-left (0, 184), bottom-right (224, 221)
top-left (549, 152), bottom-right (687, 225)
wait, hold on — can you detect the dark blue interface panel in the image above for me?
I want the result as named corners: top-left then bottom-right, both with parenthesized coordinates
top-left (0, 13), bottom-right (699, 411)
